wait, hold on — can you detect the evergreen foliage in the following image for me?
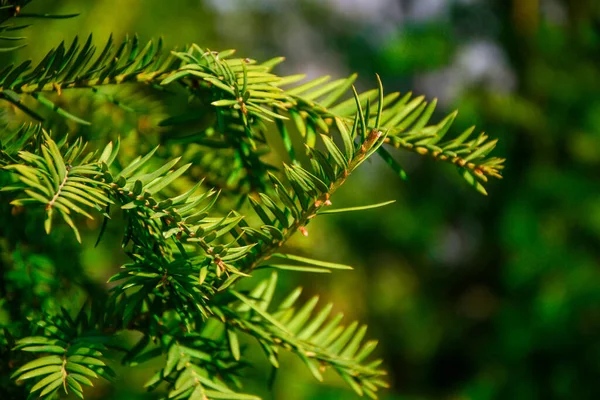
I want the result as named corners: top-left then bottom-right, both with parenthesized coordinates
top-left (0, 1), bottom-right (504, 399)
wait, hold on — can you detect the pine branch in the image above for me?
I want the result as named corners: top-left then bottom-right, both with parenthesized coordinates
top-left (166, 46), bottom-right (504, 193)
top-left (1, 130), bottom-right (112, 242)
top-left (10, 307), bottom-right (115, 400)
top-left (217, 272), bottom-right (387, 399)
top-left (0, 39), bottom-right (503, 194)
top-left (279, 76), bottom-right (503, 195)
top-left (142, 331), bottom-right (259, 400)
top-left (232, 90), bottom-right (391, 277)
top-left (0, 123), bottom-right (42, 165)
top-left (0, 89), bottom-right (390, 312)
top-left (101, 89), bottom-right (390, 294)
top-left (0, 35), bottom-right (177, 127)
top-left (1, 19), bottom-right (508, 399)
top-left (0, 0), bottom-right (29, 53)
top-left (0, 0), bottom-right (78, 52)
top-left (3, 35), bottom-right (173, 93)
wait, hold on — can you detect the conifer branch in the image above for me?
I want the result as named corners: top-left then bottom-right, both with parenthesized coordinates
top-left (0, 38), bottom-right (503, 194)
top-left (241, 127), bottom-right (386, 275)
top-left (217, 273), bottom-right (388, 399)
top-left (1, 4), bottom-right (506, 398)
top-left (0, 0), bottom-right (78, 52)
top-left (2, 131), bottom-right (111, 242)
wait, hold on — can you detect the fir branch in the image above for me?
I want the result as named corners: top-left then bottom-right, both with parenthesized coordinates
top-left (217, 272), bottom-right (388, 399)
top-left (240, 127), bottom-right (387, 275)
top-left (0, 123), bottom-right (42, 165)
top-left (100, 90), bottom-right (391, 298)
top-left (2, 131), bottom-right (111, 242)
top-left (0, 39), bottom-right (503, 194)
top-left (0, 0), bottom-right (78, 52)
top-left (1, 9), bottom-right (508, 397)
top-left (142, 331), bottom-right (259, 400)
top-left (165, 47), bottom-right (504, 192)
top-left (10, 308), bottom-right (115, 399)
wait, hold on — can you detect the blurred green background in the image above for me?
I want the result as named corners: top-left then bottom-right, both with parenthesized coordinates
top-left (4, 0), bottom-right (600, 399)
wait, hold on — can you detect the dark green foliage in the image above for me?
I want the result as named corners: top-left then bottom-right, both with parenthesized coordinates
top-left (0, 1), bottom-right (504, 399)
top-left (293, 1), bottom-right (600, 399)
top-left (1, 0), bottom-right (78, 52)
top-left (10, 310), bottom-right (115, 400)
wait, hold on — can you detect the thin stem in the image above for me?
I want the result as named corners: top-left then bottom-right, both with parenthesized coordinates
top-left (46, 168), bottom-right (69, 211)
top-left (243, 129), bottom-right (383, 273)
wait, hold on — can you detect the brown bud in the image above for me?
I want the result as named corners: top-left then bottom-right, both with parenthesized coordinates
top-left (11, 206), bottom-right (24, 216)
top-left (367, 129), bottom-right (382, 143)
top-left (52, 83), bottom-right (62, 96)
